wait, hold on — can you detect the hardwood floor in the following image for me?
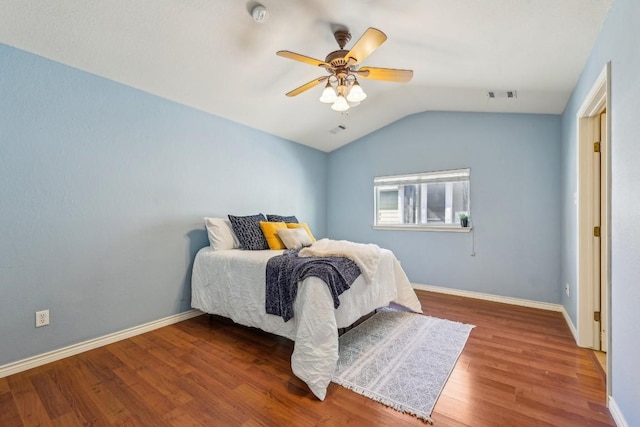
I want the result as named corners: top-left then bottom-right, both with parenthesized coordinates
top-left (0, 291), bottom-right (615, 426)
top-left (595, 352), bottom-right (606, 369)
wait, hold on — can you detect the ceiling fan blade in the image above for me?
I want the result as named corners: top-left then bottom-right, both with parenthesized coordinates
top-left (285, 76), bottom-right (329, 97)
top-left (344, 28), bottom-right (387, 65)
top-left (357, 67), bottom-right (413, 83)
top-left (277, 50), bottom-right (331, 68)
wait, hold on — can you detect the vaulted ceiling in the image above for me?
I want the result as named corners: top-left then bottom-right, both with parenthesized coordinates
top-left (0, 0), bottom-right (612, 152)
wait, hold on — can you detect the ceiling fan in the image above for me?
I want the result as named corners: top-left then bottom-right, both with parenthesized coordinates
top-left (276, 27), bottom-right (413, 112)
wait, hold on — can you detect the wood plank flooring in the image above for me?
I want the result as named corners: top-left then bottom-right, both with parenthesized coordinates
top-left (0, 291), bottom-right (615, 426)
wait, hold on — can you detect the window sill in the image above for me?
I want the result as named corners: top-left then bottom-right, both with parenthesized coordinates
top-left (372, 225), bottom-right (472, 233)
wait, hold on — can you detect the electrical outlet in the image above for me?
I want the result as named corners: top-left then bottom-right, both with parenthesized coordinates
top-left (565, 283), bottom-right (570, 297)
top-left (35, 310), bottom-right (49, 327)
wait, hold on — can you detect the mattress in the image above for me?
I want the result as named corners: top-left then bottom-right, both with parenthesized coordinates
top-left (191, 245), bottom-right (422, 400)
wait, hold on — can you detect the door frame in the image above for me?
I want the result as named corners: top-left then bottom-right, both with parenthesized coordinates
top-left (576, 63), bottom-right (611, 391)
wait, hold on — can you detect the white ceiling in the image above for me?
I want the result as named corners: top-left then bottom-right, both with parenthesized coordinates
top-left (0, 0), bottom-right (611, 152)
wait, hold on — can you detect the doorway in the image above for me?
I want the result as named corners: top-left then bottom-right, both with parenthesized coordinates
top-left (576, 63), bottom-right (610, 395)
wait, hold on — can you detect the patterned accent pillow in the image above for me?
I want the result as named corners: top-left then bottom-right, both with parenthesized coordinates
top-left (266, 214), bottom-right (298, 224)
top-left (228, 214), bottom-right (269, 250)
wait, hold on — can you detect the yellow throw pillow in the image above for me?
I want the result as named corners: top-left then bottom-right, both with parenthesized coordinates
top-left (286, 222), bottom-right (316, 242)
top-left (259, 221), bottom-right (287, 250)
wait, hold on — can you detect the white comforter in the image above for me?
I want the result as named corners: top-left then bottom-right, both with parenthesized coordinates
top-left (191, 243), bottom-right (422, 400)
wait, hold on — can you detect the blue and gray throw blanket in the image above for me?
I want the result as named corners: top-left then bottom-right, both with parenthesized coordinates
top-left (265, 249), bottom-right (361, 322)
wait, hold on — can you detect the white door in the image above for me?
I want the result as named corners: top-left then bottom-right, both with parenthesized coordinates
top-left (592, 113), bottom-right (602, 351)
top-left (599, 111), bottom-right (608, 353)
top-left (591, 110), bottom-right (608, 353)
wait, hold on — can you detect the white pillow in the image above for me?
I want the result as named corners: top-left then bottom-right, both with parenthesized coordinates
top-left (204, 217), bottom-right (241, 251)
top-left (277, 227), bottom-right (313, 250)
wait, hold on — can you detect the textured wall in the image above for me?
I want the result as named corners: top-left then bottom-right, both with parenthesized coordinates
top-left (327, 111), bottom-right (562, 304)
top-left (0, 44), bottom-right (327, 366)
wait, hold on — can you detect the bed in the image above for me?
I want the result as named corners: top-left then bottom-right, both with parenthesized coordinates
top-left (192, 219), bottom-right (422, 400)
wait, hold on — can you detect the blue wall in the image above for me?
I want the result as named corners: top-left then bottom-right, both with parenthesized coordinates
top-left (327, 111), bottom-right (562, 304)
top-left (560, 0), bottom-right (640, 424)
top-left (4, 2), bottom-right (638, 420)
top-left (0, 44), bottom-right (327, 366)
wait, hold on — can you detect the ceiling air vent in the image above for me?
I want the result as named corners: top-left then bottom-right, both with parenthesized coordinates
top-left (487, 90), bottom-right (517, 99)
top-left (329, 125), bottom-right (347, 134)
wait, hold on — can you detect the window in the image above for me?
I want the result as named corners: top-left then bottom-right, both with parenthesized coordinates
top-left (374, 168), bottom-right (470, 230)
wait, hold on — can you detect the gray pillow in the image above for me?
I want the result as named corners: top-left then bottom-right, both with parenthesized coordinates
top-left (266, 214), bottom-right (298, 224)
top-left (228, 214), bottom-right (269, 250)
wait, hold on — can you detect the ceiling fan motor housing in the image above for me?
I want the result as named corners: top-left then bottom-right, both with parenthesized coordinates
top-left (325, 50), bottom-right (351, 69)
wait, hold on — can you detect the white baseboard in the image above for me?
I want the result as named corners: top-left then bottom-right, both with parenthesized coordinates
top-left (608, 397), bottom-right (628, 427)
top-left (561, 306), bottom-right (579, 343)
top-left (0, 309), bottom-right (204, 378)
top-left (412, 283), bottom-right (564, 312)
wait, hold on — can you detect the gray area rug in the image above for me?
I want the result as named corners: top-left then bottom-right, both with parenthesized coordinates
top-left (332, 309), bottom-right (474, 423)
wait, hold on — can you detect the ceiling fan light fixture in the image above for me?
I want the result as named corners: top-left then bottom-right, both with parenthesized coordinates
top-left (331, 94), bottom-right (350, 112)
top-left (346, 80), bottom-right (367, 102)
top-left (277, 26), bottom-right (413, 112)
top-left (319, 82), bottom-right (338, 103)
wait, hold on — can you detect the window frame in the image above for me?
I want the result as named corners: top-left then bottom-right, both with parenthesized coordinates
top-left (372, 168), bottom-right (471, 232)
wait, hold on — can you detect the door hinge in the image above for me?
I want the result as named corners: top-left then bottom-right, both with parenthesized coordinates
top-left (594, 142), bottom-right (601, 153)
top-left (594, 226), bottom-right (601, 237)
top-left (594, 311), bottom-right (601, 322)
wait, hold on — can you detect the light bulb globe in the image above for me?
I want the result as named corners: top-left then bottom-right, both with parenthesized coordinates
top-left (346, 82), bottom-right (367, 102)
top-left (319, 84), bottom-right (337, 103)
top-left (331, 94), bottom-right (350, 112)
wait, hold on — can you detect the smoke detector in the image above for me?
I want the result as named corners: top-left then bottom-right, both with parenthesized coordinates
top-left (251, 4), bottom-right (268, 23)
